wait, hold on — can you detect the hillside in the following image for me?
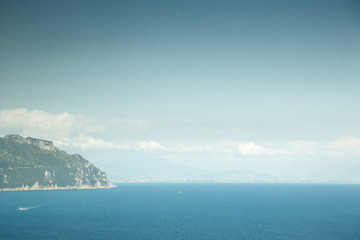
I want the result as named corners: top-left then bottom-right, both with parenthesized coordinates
top-left (0, 135), bottom-right (115, 191)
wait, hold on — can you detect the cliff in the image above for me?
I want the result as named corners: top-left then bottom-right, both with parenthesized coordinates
top-left (0, 135), bottom-right (116, 191)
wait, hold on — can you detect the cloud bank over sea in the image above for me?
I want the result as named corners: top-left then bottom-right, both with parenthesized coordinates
top-left (1, 108), bottom-right (360, 181)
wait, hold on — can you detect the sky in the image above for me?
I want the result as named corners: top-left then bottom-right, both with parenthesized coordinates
top-left (1, 0), bottom-right (360, 181)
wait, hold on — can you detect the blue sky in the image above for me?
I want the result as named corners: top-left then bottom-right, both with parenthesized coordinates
top-left (1, 0), bottom-right (360, 180)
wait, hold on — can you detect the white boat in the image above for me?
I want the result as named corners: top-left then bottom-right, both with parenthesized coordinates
top-left (17, 207), bottom-right (27, 211)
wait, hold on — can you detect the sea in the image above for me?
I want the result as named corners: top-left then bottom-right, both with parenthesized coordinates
top-left (1, 183), bottom-right (360, 240)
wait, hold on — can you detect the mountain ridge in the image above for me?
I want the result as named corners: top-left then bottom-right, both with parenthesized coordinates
top-left (0, 135), bottom-right (115, 191)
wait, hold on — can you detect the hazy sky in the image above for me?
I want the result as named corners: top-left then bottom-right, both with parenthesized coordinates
top-left (1, 0), bottom-right (360, 180)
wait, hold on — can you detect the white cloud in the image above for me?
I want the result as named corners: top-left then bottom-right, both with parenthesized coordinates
top-left (0, 108), bottom-right (77, 140)
top-left (219, 140), bottom-right (290, 156)
top-left (324, 136), bottom-right (360, 156)
top-left (237, 142), bottom-right (266, 155)
top-left (287, 140), bottom-right (317, 155)
top-left (115, 142), bottom-right (135, 150)
top-left (55, 136), bottom-right (167, 152)
top-left (328, 136), bottom-right (360, 150)
top-left (69, 134), bottom-right (115, 149)
top-left (2, 108), bottom-right (359, 160)
top-left (0, 108), bottom-right (149, 149)
top-left (139, 141), bottom-right (166, 152)
top-left (169, 143), bottom-right (213, 153)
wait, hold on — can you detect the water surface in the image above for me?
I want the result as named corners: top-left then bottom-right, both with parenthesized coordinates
top-left (1, 183), bottom-right (359, 239)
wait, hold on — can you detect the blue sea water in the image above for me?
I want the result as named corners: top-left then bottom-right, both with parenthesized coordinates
top-left (1, 183), bottom-right (360, 240)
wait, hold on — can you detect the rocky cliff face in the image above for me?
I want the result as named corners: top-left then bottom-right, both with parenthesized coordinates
top-left (0, 135), bottom-right (116, 191)
top-left (6, 135), bottom-right (56, 151)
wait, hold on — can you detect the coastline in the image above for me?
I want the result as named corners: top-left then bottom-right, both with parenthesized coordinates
top-left (0, 183), bottom-right (117, 192)
top-left (112, 178), bottom-right (360, 184)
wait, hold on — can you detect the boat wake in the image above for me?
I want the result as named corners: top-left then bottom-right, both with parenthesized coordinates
top-left (17, 206), bottom-right (39, 211)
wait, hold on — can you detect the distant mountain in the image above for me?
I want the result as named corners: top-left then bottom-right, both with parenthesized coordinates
top-left (105, 155), bottom-right (206, 181)
top-left (0, 135), bottom-right (115, 191)
top-left (106, 155), bottom-right (278, 183)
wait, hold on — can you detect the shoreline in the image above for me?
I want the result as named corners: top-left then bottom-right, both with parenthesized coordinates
top-left (0, 184), bottom-right (117, 192)
top-left (112, 179), bottom-right (360, 184)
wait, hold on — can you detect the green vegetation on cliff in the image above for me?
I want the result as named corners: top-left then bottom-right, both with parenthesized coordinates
top-left (0, 135), bottom-right (114, 190)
